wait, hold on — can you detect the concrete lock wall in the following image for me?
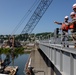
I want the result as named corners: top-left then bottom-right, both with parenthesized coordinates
top-left (30, 49), bottom-right (52, 75)
top-left (39, 43), bottom-right (76, 75)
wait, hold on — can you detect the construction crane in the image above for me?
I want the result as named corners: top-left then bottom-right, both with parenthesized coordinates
top-left (8, 0), bottom-right (53, 47)
top-left (21, 0), bottom-right (53, 34)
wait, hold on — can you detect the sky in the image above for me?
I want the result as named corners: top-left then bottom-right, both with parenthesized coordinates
top-left (0, 0), bottom-right (76, 35)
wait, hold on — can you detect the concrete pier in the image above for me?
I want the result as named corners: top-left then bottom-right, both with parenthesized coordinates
top-left (30, 49), bottom-right (52, 75)
top-left (25, 40), bottom-right (76, 75)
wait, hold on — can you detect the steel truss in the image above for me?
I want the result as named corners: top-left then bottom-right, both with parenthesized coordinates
top-left (21, 0), bottom-right (53, 34)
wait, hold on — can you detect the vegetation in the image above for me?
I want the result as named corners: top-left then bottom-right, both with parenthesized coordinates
top-left (0, 32), bottom-right (54, 42)
top-left (36, 32), bottom-right (54, 39)
top-left (0, 47), bottom-right (24, 54)
top-left (14, 47), bottom-right (24, 54)
top-left (0, 48), bottom-right (10, 54)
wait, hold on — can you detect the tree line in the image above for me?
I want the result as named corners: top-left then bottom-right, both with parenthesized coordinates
top-left (0, 32), bottom-right (54, 42)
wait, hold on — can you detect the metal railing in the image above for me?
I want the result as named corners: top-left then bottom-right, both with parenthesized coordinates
top-left (37, 41), bottom-right (76, 75)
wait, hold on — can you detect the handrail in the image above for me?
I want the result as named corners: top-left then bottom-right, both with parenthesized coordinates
top-left (38, 42), bottom-right (76, 55)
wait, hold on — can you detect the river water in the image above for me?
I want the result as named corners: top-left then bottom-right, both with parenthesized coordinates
top-left (1, 53), bottom-right (29, 75)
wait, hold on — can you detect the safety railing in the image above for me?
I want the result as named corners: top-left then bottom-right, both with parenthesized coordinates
top-left (37, 41), bottom-right (76, 75)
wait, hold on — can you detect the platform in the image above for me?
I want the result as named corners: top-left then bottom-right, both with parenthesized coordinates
top-left (4, 66), bottom-right (18, 75)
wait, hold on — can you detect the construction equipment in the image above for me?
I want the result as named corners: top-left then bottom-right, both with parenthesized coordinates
top-left (21, 0), bottom-right (53, 34)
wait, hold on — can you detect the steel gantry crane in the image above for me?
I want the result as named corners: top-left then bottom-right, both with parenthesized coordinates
top-left (21, 0), bottom-right (53, 34)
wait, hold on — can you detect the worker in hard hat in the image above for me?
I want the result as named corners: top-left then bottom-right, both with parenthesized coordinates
top-left (69, 12), bottom-right (76, 48)
top-left (72, 3), bottom-right (76, 13)
top-left (54, 16), bottom-right (69, 47)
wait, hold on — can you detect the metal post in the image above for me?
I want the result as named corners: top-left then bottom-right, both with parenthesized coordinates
top-left (54, 49), bottom-right (56, 65)
top-left (60, 51), bottom-right (63, 72)
top-left (70, 53), bottom-right (74, 75)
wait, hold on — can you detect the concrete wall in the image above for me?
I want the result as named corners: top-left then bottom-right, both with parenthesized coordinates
top-left (29, 48), bottom-right (61, 75)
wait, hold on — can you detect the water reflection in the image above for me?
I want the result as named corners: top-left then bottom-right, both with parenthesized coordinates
top-left (0, 48), bottom-right (30, 75)
top-left (9, 54), bottom-right (29, 75)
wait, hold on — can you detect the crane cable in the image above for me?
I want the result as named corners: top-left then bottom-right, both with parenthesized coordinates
top-left (21, 0), bottom-right (54, 34)
top-left (11, 0), bottom-right (40, 35)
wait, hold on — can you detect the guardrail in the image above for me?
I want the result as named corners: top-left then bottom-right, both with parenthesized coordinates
top-left (38, 42), bottom-right (76, 75)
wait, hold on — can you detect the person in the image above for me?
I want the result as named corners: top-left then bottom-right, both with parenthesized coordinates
top-left (54, 16), bottom-right (69, 47)
top-left (69, 12), bottom-right (76, 48)
top-left (72, 3), bottom-right (76, 13)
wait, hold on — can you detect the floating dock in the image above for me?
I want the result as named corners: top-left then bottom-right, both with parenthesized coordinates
top-left (4, 66), bottom-right (18, 75)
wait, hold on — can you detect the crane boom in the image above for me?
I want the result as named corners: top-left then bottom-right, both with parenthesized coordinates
top-left (21, 0), bottom-right (53, 34)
